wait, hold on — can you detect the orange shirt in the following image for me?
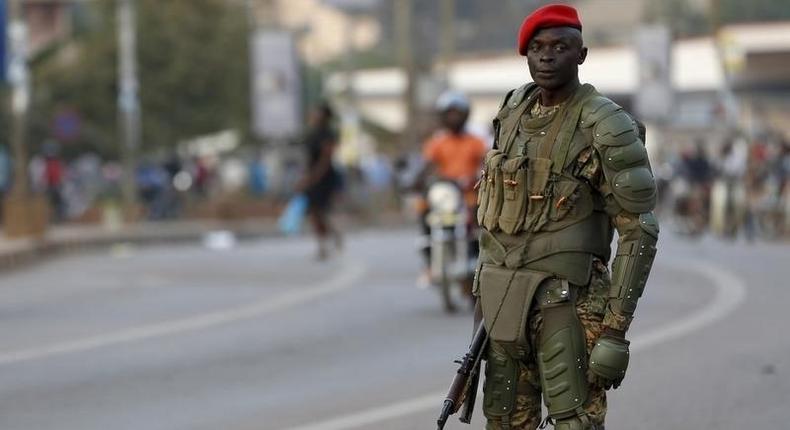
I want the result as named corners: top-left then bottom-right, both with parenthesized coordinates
top-left (422, 131), bottom-right (487, 182)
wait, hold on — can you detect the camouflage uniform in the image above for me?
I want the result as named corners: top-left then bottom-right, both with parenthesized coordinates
top-left (485, 260), bottom-right (609, 430)
top-left (475, 82), bottom-right (659, 430)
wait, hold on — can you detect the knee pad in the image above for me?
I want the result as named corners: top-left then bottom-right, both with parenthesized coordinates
top-left (553, 416), bottom-right (595, 430)
top-left (483, 342), bottom-right (519, 419)
top-left (536, 279), bottom-right (589, 420)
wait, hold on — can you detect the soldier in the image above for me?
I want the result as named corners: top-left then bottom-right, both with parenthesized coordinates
top-left (473, 4), bottom-right (659, 430)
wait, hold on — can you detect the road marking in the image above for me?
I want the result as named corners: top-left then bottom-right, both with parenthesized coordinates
top-left (0, 258), bottom-right (366, 366)
top-left (629, 258), bottom-right (747, 353)
top-left (277, 257), bottom-right (748, 430)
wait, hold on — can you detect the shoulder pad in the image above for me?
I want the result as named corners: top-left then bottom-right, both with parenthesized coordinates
top-left (603, 139), bottom-right (649, 171)
top-left (580, 95), bottom-right (620, 128)
top-left (507, 83), bottom-right (536, 108)
top-left (593, 110), bottom-right (639, 147)
top-left (498, 88), bottom-right (517, 111)
top-left (611, 167), bottom-right (657, 213)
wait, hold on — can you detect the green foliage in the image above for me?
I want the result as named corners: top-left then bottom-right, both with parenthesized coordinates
top-left (719, 0), bottom-right (790, 24)
top-left (30, 0), bottom-right (250, 159)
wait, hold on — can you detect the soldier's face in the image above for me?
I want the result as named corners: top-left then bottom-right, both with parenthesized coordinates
top-left (526, 27), bottom-right (587, 91)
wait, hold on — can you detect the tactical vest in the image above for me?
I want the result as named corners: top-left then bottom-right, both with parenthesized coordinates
top-left (476, 83), bottom-right (613, 286)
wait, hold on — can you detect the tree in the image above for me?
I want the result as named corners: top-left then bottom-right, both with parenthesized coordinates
top-left (29, 0), bottom-right (250, 159)
top-left (719, 0), bottom-right (790, 25)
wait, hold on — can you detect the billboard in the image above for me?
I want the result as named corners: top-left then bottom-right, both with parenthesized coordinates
top-left (250, 30), bottom-right (302, 141)
top-left (634, 25), bottom-right (673, 123)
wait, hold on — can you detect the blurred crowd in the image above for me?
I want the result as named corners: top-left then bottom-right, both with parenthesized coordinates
top-left (1, 109), bottom-right (787, 248)
top-left (0, 142), bottom-right (280, 225)
top-left (658, 134), bottom-right (790, 241)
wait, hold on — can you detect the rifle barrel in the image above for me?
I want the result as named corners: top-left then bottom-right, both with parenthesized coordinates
top-left (437, 399), bottom-right (454, 430)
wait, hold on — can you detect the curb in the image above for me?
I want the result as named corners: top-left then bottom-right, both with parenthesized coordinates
top-left (0, 213), bottom-right (412, 274)
top-left (0, 221), bottom-right (281, 274)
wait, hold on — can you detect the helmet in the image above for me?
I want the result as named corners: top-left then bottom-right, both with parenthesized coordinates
top-left (435, 90), bottom-right (470, 113)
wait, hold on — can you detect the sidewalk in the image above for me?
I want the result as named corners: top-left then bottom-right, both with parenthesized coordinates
top-left (0, 219), bottom-right (281, 273)
top-left (0, 212), bottom-right (410, 273)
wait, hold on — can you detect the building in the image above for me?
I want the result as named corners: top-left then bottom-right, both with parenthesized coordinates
top-left (326, 21), bottom-right (790, 148)
top-left (23, 0), bottom-right (73, 56)
top-left (247, 0), bottom-right (381, 65)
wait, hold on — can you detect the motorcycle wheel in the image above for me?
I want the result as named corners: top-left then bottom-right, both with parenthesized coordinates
top-left (437, 243), bottom-right (457, 313)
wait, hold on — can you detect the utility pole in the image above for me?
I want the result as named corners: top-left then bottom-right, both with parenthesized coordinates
top-left (3, 0), bottom-right (47, 238)
top-left (7, 0), bottom-right (29, 199)
top-left (439, 0), bottom-right (455, 79)
top-left (343, 14), bottom-right (356, 106)
top-left (117, 0), bottom-right (139, 221)
top-left (395, 0), bottom-right (418, 149)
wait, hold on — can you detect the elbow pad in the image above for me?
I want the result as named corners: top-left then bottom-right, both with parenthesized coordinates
top-left (608, 213), bottom-right (659, 321)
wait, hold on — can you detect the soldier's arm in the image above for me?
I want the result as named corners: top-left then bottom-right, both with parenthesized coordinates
top-left (592, 110), bottom-right (658, 336)
top-left (582, 105), bottom-right (659, 388)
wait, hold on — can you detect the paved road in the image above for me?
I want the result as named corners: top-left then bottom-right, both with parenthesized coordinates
top-left (0, 229), bottom-right (785, 430)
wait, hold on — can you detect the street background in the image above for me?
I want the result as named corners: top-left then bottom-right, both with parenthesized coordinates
top-left (0, 0), bottom-right (787, 429)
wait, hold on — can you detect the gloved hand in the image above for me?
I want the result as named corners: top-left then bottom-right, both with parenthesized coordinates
top-left (588, 327), bottom-right (630, 390)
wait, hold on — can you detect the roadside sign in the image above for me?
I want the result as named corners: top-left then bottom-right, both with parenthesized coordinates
top-left (634, 25), bottom-right (673, 123)
top-left (250, 30), bottom-right (302, 141)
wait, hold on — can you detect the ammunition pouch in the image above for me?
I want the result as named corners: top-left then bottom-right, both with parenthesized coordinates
top-left (478, 150), bottom-right (507, 231)
top-left (477, 157), bottom-right (599, 238)
top-left (498, 156), bottom-right (529, 234)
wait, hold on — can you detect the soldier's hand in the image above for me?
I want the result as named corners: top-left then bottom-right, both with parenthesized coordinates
top-left (588, 330), bottom-right (630, 390)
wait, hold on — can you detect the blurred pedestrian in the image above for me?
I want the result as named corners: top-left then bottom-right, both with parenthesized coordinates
top-left (297, 102), bottom-right (343, 260)
top-left (42, 143), bottom-right (66, 222)
top-left (192, 156), bottom-right (211, 198)
top-left (711, 139), bottom-right (748, 238)
top-left (673, 141), bottom-right (712, 234)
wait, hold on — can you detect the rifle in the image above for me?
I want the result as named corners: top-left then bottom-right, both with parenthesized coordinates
top-left (437, 323), bottom-right (488, 429)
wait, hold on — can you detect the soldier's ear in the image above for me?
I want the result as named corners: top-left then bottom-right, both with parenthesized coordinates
top-left (578, 47), bottom-right (588, 65)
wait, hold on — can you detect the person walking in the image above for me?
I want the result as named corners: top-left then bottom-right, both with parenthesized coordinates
top-left (298, 103), bottom-right (343, 260)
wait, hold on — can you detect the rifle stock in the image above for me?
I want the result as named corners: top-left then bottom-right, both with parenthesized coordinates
top-left (437, 323), bottom-right (488, 429)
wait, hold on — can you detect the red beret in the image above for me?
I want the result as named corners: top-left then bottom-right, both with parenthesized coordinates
top-left (517, 4), bottom-right (582, 56)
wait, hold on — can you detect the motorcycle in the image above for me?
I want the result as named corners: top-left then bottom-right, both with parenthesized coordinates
top-left (670, 177), bottom-right (708, 237)
top-left (422, 180), bottom-right (478, 313)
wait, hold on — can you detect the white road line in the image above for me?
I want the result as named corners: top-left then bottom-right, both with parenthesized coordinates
top-left (629, 258), bottom-right (747, 353)
top-left (277, 257), bottom-right (748, 430)
top-left (0, 258), bottom-right (367, 366)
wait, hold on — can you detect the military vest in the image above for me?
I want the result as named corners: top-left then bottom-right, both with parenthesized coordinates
top-left (476, 83), bottom-right (613, 285)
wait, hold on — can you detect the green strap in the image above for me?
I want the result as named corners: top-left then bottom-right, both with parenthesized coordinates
top-left (533, 84), bottom-right (597, 173)
top-left (536, 103), bottom-right (570, 161)
top-left (499, 84), bottom-right (539, 155)
top-left (551, 85), bottom-right (596, 174)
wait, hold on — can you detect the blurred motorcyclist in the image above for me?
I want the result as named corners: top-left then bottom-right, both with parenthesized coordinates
top-left (416, 90), bottom-right (486, 288)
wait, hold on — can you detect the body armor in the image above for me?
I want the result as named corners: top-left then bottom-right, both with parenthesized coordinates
top-left (477, 83), bottom-right (658, 429)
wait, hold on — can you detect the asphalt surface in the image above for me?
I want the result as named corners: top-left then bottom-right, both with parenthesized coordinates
top-left (0, 228), bottom-right (785, 430)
